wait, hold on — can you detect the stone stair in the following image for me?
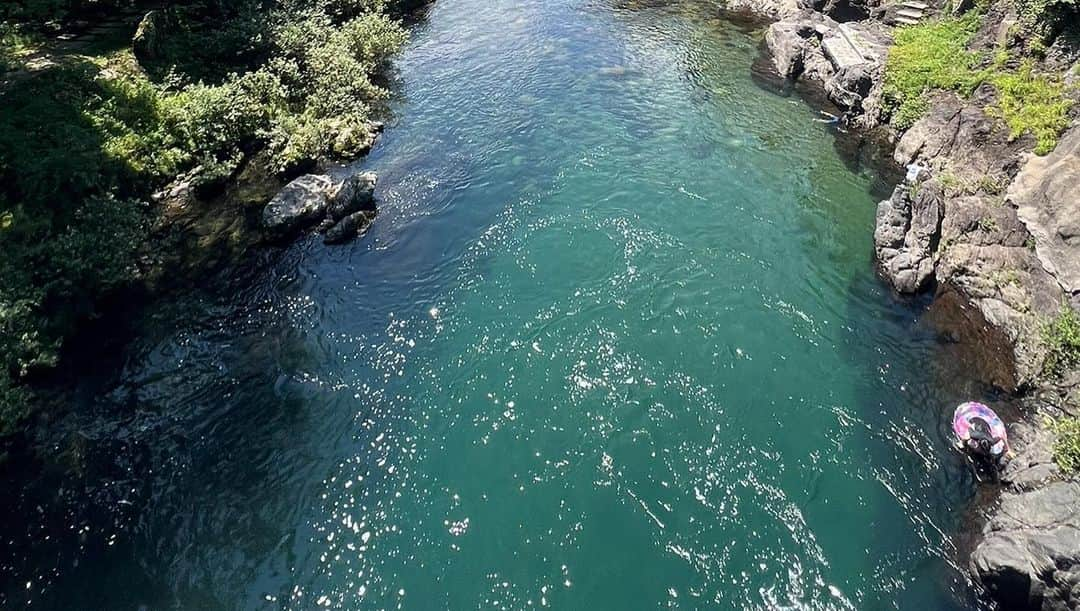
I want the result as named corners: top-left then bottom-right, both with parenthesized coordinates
top-left (894, 0), bottom-right (930, 25)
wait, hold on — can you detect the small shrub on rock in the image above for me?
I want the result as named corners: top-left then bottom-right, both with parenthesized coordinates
top-left (1042, 304), bottom-right (1080, 376)
top-left (1049, 416), bottom-right (1080, 473)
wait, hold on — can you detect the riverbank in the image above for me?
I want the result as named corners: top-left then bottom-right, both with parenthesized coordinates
top-left (749, 0), bottom-right (1080, 607)
top-left (0, 0), bottom-right (420, 434)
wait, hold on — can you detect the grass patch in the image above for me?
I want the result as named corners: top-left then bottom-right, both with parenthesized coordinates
top-left (1042, 303), bottom-right (1080, 376)
top-left (883, 13), bottom-right (983, 129)
top-left (986, 62), bottom-right (1073, 155)
top-left (1049, 416), bottom-right (1080, 473)
top-left (883, 15), bottom-right (1074, 154)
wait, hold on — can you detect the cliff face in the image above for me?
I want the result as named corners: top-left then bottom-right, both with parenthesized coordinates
top-left (752, 1), bottom-right (1080, 608)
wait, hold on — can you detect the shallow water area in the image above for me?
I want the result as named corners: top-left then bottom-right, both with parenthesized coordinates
top-left (3, 0), bottom-right (998, 609)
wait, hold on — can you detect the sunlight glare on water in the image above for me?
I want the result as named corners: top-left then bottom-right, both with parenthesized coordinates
top-left (11, 0), bottom-right (989, 609)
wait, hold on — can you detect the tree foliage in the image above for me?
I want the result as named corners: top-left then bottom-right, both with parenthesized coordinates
top-left (0, 0), bottom-right (410, 429)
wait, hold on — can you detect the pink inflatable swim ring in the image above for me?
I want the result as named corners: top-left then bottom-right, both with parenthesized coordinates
top-left (952, 401), bottom-right (1008, 456)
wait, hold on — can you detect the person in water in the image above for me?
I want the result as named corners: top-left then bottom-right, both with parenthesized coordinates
top-left (953, 401), bottom-right (1011, 471)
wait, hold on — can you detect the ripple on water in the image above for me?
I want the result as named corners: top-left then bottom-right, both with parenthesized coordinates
top-left (3, 0), bottom-right (985, 609)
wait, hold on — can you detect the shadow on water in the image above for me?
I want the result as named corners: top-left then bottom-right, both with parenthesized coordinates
top-left (0, 244), bottom-right (350, 608)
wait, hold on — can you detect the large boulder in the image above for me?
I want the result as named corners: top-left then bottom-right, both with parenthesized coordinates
top-left (874, 179), bottom-right (943, 293)
top-left (325, 171), bottom-right (377, 221)
top-left (764, 15), bottom-right (887, 111)
top-left (972, 482), bottom-right (1080, 610)
top-left (1011, 127), bottom-right (1080, 295)
top-left (262, 174), bottom-right (335, 237)
top-left (765, 20), bottom-right (816, 78)
top-left (262, 171), bottom-right (378, 242)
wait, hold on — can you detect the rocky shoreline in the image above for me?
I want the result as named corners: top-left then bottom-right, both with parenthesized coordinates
top-left (746, 0), bottom-right (1080, 608)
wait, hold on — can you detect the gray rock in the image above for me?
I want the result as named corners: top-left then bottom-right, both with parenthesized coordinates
top-left (262, 174), bottom-right (334, 236)
top-left (824, 62), bottom-right (874, 109)
top-left (973, 489), bottom-right (1080, 611)
top-left (324, 210), bottom-right (376, 245)
top-left (1011, 128), bottom-right (1080, 295)
top-left (873, 180), bottom-right (943, 293)
top-left (765, 20), bottom-right (814, 78)
top-left (262, 171), bottom-right (379, 241)
top-left (326, 171), bottom-right (377, 222)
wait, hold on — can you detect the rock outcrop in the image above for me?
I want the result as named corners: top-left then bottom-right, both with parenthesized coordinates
top-left (870, 90), bottom-right (1068, 386)
top-left (759, 2), bottom-right (1080, 608)
top-left (970, 420), bottom-right (1080, 611)
top-left (262, 171), bottom-right (377, 243)
top-left (764, 10), bottom-right (890, 113)
top-left (874, 178), bottom-right (943, 294)
top-left (1011, 128), bottom-right (1080, 296)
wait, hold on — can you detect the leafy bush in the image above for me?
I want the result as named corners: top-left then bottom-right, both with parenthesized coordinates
top-left (1042, 304), bottom-right (1080, 376)
top-left (883, 13), bottom-right (983, 129)
top-left (0, 0), bottom-right (410, 431)
top-left (162, 70), bottom-right (281, 184)
top-left (987, 62), bottom-right (1073, 155)
top-left (1016, 0), bottom-right (1080, 31)
top-left (262, 11), bottom-right (405, 171)
top-left (1049, 416), bottom-right (1080, 473)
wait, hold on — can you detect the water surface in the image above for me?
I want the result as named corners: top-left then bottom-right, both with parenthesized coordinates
top-left (5, 0), bottom-right (991, 608)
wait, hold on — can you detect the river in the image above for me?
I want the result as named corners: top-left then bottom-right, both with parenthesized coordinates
top-left (3, 0), bottom-right (993, 608)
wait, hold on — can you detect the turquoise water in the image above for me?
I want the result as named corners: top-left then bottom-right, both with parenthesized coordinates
top-left (6, 0), bottom-right (989, 609)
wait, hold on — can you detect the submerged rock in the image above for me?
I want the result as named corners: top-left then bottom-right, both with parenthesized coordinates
top-left (324, 210), bottom-right (376, 245)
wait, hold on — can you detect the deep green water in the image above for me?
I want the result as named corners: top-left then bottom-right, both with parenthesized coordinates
top-left (4, 0), bottom-right (994, 609)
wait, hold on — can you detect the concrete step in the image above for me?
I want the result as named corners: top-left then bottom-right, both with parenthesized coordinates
top-left (897, 8), bottom-right (925, 18)
top-left (895, 15), bottom-right (921, 24)
top-left (822, 34), bottom-right (865, 70)
top-left (837, 23), bottom-right (873, 61)
top-left (902, 1), bottom-right (930, 9)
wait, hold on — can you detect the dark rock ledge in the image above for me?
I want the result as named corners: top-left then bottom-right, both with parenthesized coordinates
top-left (750, 0), bottom-right (1080, 608)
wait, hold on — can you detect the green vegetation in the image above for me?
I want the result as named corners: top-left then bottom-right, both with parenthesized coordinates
top-left (986, 62), bottom-right (1072, 155)
top-left (1016, 0), bottom-right (1080, 32)
top-left (1049, 415), bottom-right (1080, 473)
top-left (1042, 304), bottom-right (1080, 376)
top-left (883, 13), bottom-right (983, 129)
top-left (0, 0), bottom-right (411, 431)
top-left (883, 14), bottom-right (1074, 154)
